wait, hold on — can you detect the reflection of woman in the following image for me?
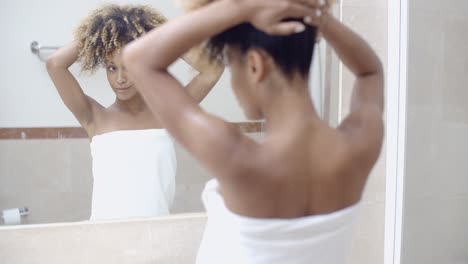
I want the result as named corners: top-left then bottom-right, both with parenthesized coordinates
top-left (46, 4), bottom-right (223, 220)
top-left (124, 0), bottom-right (383, 263)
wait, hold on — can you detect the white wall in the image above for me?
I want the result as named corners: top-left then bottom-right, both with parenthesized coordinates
top-left (400, 0), bottom-right (468, 263)
top-left (1, 0), bottom-right (325, 128)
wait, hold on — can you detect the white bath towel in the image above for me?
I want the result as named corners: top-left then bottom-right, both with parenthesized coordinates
top-left (196, 179), bottom-right (361, 264)
top-left (89, 129), bottom-right (176, 220)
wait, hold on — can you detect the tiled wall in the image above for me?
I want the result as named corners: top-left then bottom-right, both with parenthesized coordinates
top-left (0, 214), bottom-right (207, 264)
top-left (0, 133), bottom-right (263, 224)
top-left (340, 0), bottom-right (388, 263)
top-left (401, 0), bottom-right (468, 263)
top-left (0, 139), bottom-right (93, 224)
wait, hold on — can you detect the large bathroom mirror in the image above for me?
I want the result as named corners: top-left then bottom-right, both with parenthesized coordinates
top-left (0, 0), bottom-right (341, 225)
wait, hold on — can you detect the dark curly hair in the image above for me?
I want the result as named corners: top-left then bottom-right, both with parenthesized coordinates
top-left (74, 4), bottom-right (166, 73)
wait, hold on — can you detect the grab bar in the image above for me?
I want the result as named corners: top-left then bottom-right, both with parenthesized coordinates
top-left (31, 41), bottom-right (61, 61)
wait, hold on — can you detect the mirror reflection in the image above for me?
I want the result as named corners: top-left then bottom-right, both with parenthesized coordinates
top-left (0, 0), bottom-right (336, 225)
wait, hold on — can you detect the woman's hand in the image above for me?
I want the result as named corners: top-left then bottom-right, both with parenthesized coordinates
top-left (238, 0), bottom-right (327, 35)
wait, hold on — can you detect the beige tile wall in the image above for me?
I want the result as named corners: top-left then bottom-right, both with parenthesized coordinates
top-left (0, 139), bottom-right (93, 224)
top-left (0, 138), bottom-right (210, 224)
top-left (0, 213), bottom-right (207, 264)
top-left (0, 133), bottom-right (263, 225)
top-left (401, 0), bottom-right (468, 263)
top-left (339, 0), bottom-right (388, 263)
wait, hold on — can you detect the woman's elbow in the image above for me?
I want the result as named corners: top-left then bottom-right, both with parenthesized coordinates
top-left (122, 42), bottom-right (144, 71)
top-left (45, 55), bottom-right (63, 72)
top-left (374, 58), bottom-right (384, 75)
top-left (358, 58), bottom-right (384, 78)
top-left (124, 42), bottom-right (163, 76)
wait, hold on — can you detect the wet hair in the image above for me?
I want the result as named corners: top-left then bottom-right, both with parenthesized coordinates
top-left (207, 23), bottom-right (317, 77)
top-left (74, 4), bottom-right (166, 73)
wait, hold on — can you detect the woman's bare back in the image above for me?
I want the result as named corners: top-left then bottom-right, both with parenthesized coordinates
top-left (219, 118), bottom-right (380, 219)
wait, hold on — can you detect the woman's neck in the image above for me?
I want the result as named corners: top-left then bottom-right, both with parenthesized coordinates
top-left (114, 94), bottom-right (148, 114)
top-left (262, 76), bottom-right (319, 134)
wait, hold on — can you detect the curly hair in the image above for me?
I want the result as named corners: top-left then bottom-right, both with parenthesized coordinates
top-left (74, 4), bottom-right (166, 73)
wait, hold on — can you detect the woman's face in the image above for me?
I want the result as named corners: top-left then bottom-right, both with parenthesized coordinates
top-left (105, 50), bottom-right (138, 101)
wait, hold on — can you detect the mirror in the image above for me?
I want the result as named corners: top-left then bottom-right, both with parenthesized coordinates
top-left (0, 0), bottom-right (339, 225)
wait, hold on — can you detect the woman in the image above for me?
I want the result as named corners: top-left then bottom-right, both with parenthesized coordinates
top-left (46, 4), bottom-right (223, 220)
top-left (124, 0), bottom-right (383, 263)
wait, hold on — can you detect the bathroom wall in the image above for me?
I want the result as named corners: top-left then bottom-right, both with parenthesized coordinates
top-left (0, 133), bottom-right (263, 224)
top-left (0, 214), bottom-right (207, 264)
top-left (401, 0), bottom-right (468, 263)
top-left (339, 0), bottom-right (388, 263)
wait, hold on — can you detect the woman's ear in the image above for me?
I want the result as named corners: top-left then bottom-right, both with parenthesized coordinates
top-left (245, 49), bottom-right (271, 84)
